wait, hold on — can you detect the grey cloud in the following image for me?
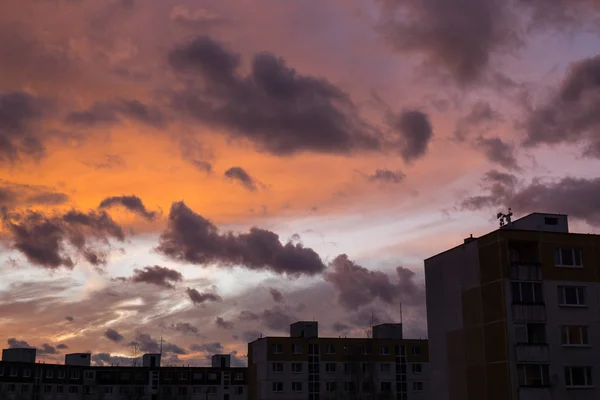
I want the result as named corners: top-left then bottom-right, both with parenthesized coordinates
top-left (325, 254), bottom-right (425, 310)
top-left (367, 169), bottom-right (405, 184)
top-left (56, 344), bottom-right (68, 350)
top-left (454, 101), bottom-right (502, 140)
top-left (169, 322), bottom-right (200, 336)
top-left (215, 317), bottom-right (234, 329)
top-left (65, 99), bottom-right (164, 128)
top-left (121, 266), bottom-right (183, 289)
top-left (134, 333), bottom-right (186, 355)
top-left (261, 307), bottom-right (296, 332)
top-left (332, 322), bottom-right (350, 333)
top-left (157, 201), bottom-right (326, 276)
top-left (8, 338), bottom-right (34, 348)
top-left (0, 181), bottom-right (69, 209)
top-left (224, 167), bottom-right (260, 191)
top-left (104, 328), bottom-right (124, 342)
top-left (38, 344), bottom-right (58, 355)
top-left (269, 288), bottom-right (284, 303)
top-left (239, 311), bottom-right (260, 321)
top-left (2, 208), bottom-right (124, 269)
top-left (186, 287), bottom-right (222, 305)
top-left (475, 137), bottom-right (519, 170)
top-left (99, 195), bottom-right (157, 221)
top-left (190, 342), bottom-right (223, 354)
top-left (65, 316), bottom-right (74, 322)
top-left (388, 110), bottom-right (433, 163)
top-left (460, 169), bottom-right (519, 210)
top-left (524, 55), bottom-right (600, 156)
top-left (241, 330), bottom-right (262, 342)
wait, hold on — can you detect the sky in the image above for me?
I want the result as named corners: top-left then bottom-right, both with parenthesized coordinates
top-left (1, 0), bottom-right (600, 367)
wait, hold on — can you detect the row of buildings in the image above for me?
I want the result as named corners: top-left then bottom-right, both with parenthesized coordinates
top-left (2, 212), bottom-right (599, 400)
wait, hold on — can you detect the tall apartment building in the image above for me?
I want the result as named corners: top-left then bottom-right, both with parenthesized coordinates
top-left (425, 212), bottom-right (600, 400)
top-left (0, 350), bottom-right (247, 400)
top-left (248, 321), bottom-right (429, 400)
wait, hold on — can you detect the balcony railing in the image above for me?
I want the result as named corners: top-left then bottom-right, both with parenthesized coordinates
top-left (509, 262), bottom-right (542, 281)
top-left (512, 304), bottom-right (546, 322)
top-left (515, 344), bottom-right (550, 362)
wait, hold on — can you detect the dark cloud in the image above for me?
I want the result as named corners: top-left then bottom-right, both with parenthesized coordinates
top-left (229, 350), bottom-right (247, 367)
top-left (224, 167), bottom-right (260, 191)
top-left (332, 322), bottom-right (350, 333)
top-left (169, 322), bottom-right (200, 336)
top-left (0, 92), bottom-right (48, 163)
top-left (2, 209), bottom-right (124, 269)
top-left (8, 338), bottom-right (33, 349)
top-left (349, 307), bottom-right (394, 328)
top-left (524, 55), bottom-right (600, 156)
top-left (261, 306), bottom-right (296, 332)
top-left (367, 169), bottom-right (405, 184)
top-left (185, 287), bottom-right (222, 305)
top-left (461, 171), bottom-right (600, 226)
top-left (167, 36), bottom-right (394, 156)
top-left (38, 343), bottom-right (58, 355)
top-left (65, 316), bottom-right (74, 322)
top-left (56, 344), bottom-right (68, 350)
top-left (83, 154), bottom-right (126, 170)
top-left (238, 311), bottom-right (260, 321)
top-left (388, 110), bottom-right (433, 163)
top-left (120, 266), bottom-right (183, 289)
top-left (104, 328), bottom-right (124, 342)
top-left (454, 101), bottom-right (502, 140)
top-left (134, 333), bottom-right (187, 355)
top-left (215, 317), bottom-right (234, 329)
top-left (269, 288), bottom-right (284, 303)
top-left (0, 181), bottom-right (69, 208)
top-left (325, 254), bottom-right (425, 310)
top-left (190, 342), bottom-right (223, 354)
top-left (99, 195), bottom-right (157, 221)
top-left (191, 160), bottom-right (212, 173)
top-left (65, 99), bottom-right (164, 128)
top-left (475, 137), bottom-right (519, 170)
top-left (241, 330), bottom-right (262, 342)
top-left (157, 201), bottom-right (326, 276)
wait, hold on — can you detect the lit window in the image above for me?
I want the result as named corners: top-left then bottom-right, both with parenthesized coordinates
top-left (517, 364), bottom-right (549, 387)
top-left (558, 286), bottom-right (586, 306)
top-left (272, 382), bottom-right (283, 392)
top-left (292, 382), bottom-right (302, 392)
top-left (565, 367), bottom-right (593, 388)
top-left (554, 248), bottom-right (583, 267)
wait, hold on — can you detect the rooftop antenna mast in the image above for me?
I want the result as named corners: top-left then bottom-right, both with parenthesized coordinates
top-left (497, 207), bottom-right (513, 228)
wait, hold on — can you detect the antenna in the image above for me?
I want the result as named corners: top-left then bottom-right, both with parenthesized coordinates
top-left (160, 336), bottom-right (163, 356)
top-left (400, 302), bottom-right (403, 325)
top-left (497, 207), bottom-right (513, 228)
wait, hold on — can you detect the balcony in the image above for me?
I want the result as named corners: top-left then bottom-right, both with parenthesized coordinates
top-left (509, 262), bottom-right (542, 281)
top-left (515, 344), bottom-right (550, 362)
top-left (512, 304), bottom-right (546, 322)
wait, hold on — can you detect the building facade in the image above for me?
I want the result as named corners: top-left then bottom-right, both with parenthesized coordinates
top-left (248, 321), bottom-right (429, 400)
top-left (425, 213), bottom-right (600, 400)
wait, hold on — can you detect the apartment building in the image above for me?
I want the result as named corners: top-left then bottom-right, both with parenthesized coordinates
top-left (425, 212), bottom-right (600, 400)
top-left (247, 321), bottom-right (429, 400)
top-left (0, 349), bottom-right (247, 400)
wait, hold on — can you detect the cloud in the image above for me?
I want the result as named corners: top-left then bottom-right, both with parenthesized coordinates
top-left (367, 169), bottom-right (406, 184)
top-left (185, 287), bottom-right (222, 305)
top-left (388, 110), bottom-right (434, 163)
top-left (104, 328), bottom-right (124, 342)
top-left (98, 195), bottom-right (157, 221)
top-left (157, 201), bottom-right (326, 276)
top-left (8, 338), bottom-right (34, 349)
top-left (454, 101), bottom-right (502, 140)
top-left (120, 266), bottom-right (183, 289)
top-left (524, 55), bottom-right (600, 157)
top-left (332, 322), bottom-right (350, 333)
top-left (170, 5), bottom-right (222, 28)
top-left (91, 353), bottom-right (137, 367)
top-left (169, 322), bottom-right (200, 336)
top-left (224, 167), bottom-right (260, 191)
top-left (215, 317), bottom-right (234, 329)
top-left (241, 330), bottom-right (262, 343)
top-left (269, 288), bottom-right (284, 303)
top-left (134, 333), bottom-right (187, 355)
top-left (56, 344), bottom-right (68, 350)
top-left (190, 342), bottom-right (223, 354)
top-left (65, 316), bottom-right (74, 322)
top-left (475, 137), bottom-right (519, 170)
top-left (38, 343), bottom-right (58, 355)
top-left (261, 306), bottom-right (296, 332)
top-left (461, 170), bottom-right (600, 226)
top-left (0, 181), bottom-right (69, 209)
top-left (2, 209), bottom-right (124, 269)
top-left (0, 91), bottom-right (49, 163)
top-left (238, 311), bottom-right (260, 321)
top-left (65, 99), bottom-right (164, 128)
top-left (324, 254), bottom-right (425, 310)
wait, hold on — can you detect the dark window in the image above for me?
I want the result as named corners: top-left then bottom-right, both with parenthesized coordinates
top-left (292, 382), bottom-right (303, 392)
top-left (69, 386), bottom-right (79, 393)
top-left (326, 382), bottom-right (337, 392)
top-left (412, 382), bottom-right (423, 391)
top-left (558, 286), bottom-right (586, 306)
top-left (517, 364), bottom-right (550, 387)
top-left (412, 363), bottom-right (422, 374)
top-left (555, 248), bottom-right (583, 267)
top-left (292, 363), bottom-right (302, 373)
top-left (272, 362), bottom-right (284, 373)
top-left (178, 387), bottom-right (187, 395)
top-left (21, 385), bottom-right (29, 393)
top-left (515, 323), bottom-right (547, 344)
top-left (561, 326), bottom-right (589, 345)
top-left (512, 282), bottom-right (544, 304)
top-left (272, 382), bottom-right (283, 392)
top-left (325, 363), bottom-right (336, 373)
top-left (362, 382), bottom-right (372, 392)
top-left (44, 385), bottom-right (52, 393)
top-left (235, 387), bottom-right (244, 395)
top-left (57, 386), bottom-right (64, 394)
top-left (412, 345), bottom-right (421, 355)
top-left (565, 367), bottom-right (593, 387)
top-left (272, 343), bottom-right (283, 354)
top-left (381, 382), bottom-right (392, 392)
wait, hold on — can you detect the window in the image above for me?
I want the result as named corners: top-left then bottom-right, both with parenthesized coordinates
top-left (545, 217), bottom-right (558, 225)
top-left (326, 382), bottom-right (337, 392)
top-left (58, 369), bottom-right (65, 379)
top-left (273, 343), bottom-right (283, 354)
top-left (308, 343), bottom-right (320, 354)
top-left (412, 382), bottom-right (423, 391)
top-left (46, 370), bottom-right (53, 378)
top-left (517, 364), bottom-right (550, 387)
top-left (0, 367), bottom-right (3, 376)
top-left (84, 371), bottom-right (93, 379)
top-left (514, 323), bottom-right (547, 344)
top-left (272, 382), bottom-right (283, 392)
top-left (193, 387), bottom-right (203, 394)
top-left (57, 386), bottom-right (64, 394)
top-left (380, 363), bottom-right (392, 373)
top-left (362, 382), bottom-right (372, 392)
top-left (381, 382), bottom-right (392, 392)
top-left (21, 385), bottom-right (29, 393)
top-left (344, 382), bottom-right (354, 392)
top-left (558, 286), bottom-right (586, 306)
top-left (412, 345), bottom-right (421, 356)
top-left (8, 384), bottom-right (15, 393)
top-left (208, 387), bottom-right (217, 394)
top-left (292, 343), bottom-right (303, 354)
top-left (325, 363), bottom-right (336, 373)
top-left (361, 363), bottom-right (372, 373)
top-left (362, 344), bottom-right (373, 354)
top-left (512, 282), bottom-right (544, 304)
top-left (192, 372), bottom-right (202, 380)
top-left (135, 372), bottom-right (143, 380)
top-left (380, 344), bottom-right (390, 355)
top-left (120, 372), bottom-right (130, 380)
top-left (84, 386), bottom-right (95, 395)
top-left (343, 345), bottom-right (352, 355)
top-left (235, 372), bottom-right (243, 380)
top-left (412, 363), bottom-right (422, 374)
top-left (292, 363), bottom-right (302, 373)
top-left (344, 363), bottom-right (351, 374)
top-left (555, 248), bottom-right (582, 267)
top-left (69, 386), bottom-right (79, 394)
top-left (178, 387), bottom-right (187, 395)
top-left (163, 387), bottom-right (172, 395)
top-left (326, 344), bottom-right (335, 354)
top-left (164, 372), bottom-right (173, 381)
top-left (272, 362), bottom-right (284, 373)
top-left (292, 382), bottom-right (303, 392)
top-left (235, 387), bottom-right (244, 395)
top-left (44, 385), bottom-right (52, 393)
top-left (565, 367), bottom-right (593, 387)
top-left (103, 387), bottom-right (113, 394)
top-left (23, 369), bottom-right (31, 378)
top-left (562, 326), bottom-right (589, 346)
top-left (179, 372), bottom-right (188, 380)
top-left (208, 373), bottom-right (217, 380)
